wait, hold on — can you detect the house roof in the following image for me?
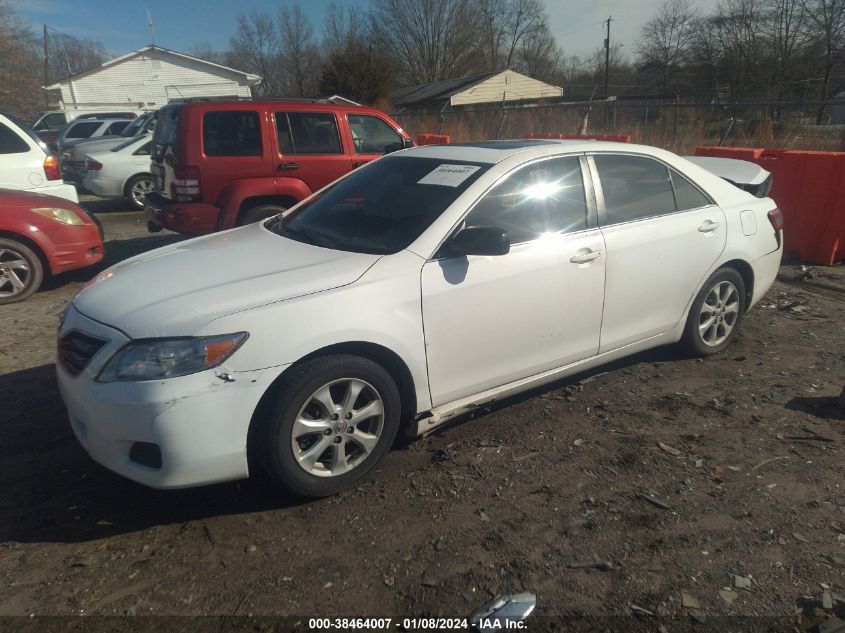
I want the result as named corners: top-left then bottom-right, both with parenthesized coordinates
top-left (46, 45), bottom-right (261, 89)
top-left (390, 72), bottom-right (499, 107)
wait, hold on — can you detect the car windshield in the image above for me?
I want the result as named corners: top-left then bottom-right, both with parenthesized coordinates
top-left (121, 116), bottom-right (146, 137)
top-left (266, 156), bottom-right (490, 255)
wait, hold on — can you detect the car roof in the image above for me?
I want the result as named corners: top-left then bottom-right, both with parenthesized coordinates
top-left (69, 118), bottom-right (131, 125)
top-left (168, 99), bottom-right (389, 114)
top-left (400, 139), bottom-right (655, 164)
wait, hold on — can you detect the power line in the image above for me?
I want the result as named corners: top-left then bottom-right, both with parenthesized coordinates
top-left (44, 24), bottom-right (111, 58)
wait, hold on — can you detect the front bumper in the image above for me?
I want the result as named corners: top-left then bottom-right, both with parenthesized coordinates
top-left (56, 306), bottom-right (283, 489)
top-left (145, 193), bottom-right (220, 236)
top-left (44, 222), bottom-right (104, 275)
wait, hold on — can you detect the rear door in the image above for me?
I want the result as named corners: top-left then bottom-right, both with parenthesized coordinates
top-left (199, 108), bottom-right (273, 204)
top-left (0, 118), bottom-right (44, 191)
top-left (344, 113), bottom-right (405, 169)
top-left (590, 153), bottom-right (727, 353)
top-left (271, 110), bottom-right (352, 191)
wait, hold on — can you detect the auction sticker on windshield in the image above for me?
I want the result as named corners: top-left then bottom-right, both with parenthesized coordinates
top-left (417, 164), bottom-right (481, 187)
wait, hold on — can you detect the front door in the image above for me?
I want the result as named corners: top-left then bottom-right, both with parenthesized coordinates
top-left (421, 155), bottom-right (607, 406)
top-left (590, 153), bottom-right (728, 353)
top-left (344, 113), bottom-right (405, 169)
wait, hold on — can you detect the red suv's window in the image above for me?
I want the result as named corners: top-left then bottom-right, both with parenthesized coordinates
top-left (203, 111), bottom-right (262, 157)
top-left (275, 112), bottom-right (342, 155)
top-left (347, 114), bottom-right (403, 154)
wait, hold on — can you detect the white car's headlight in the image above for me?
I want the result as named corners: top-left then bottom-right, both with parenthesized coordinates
top-left (32, 207), bottom-right (85, 225)
top-left (97, 333), bottom-right (248, 382)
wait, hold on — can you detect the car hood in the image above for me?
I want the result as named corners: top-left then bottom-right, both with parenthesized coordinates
top-left (73, 223), bottom-right (381, 338)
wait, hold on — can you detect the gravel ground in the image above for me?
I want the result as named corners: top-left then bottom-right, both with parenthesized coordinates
top-left (1, 200), bottom-right (844, 629)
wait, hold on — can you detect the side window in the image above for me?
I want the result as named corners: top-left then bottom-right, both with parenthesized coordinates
top-left (671, 169), bottom-right (711, 210)
top-left (203, 111), bottom-right (262, 157)
top-left (66, 121), bottom-right (101, 139)
top-left (347, 114), bottom-right (403, 154)
top-left (0, 123), bottom-right (30, 154)
top-left (134, 142), bottom-right (151, 156)
top-left (275, 112), bottom-right (342, 155)
top-left (106, 121), bottom-right (130, 135)
top-left (594, 155), bottom-right (676, 225)
top-left (36, 113), bottom-right (66, 131)
top-left (463, 156), bottom-right (588, 244)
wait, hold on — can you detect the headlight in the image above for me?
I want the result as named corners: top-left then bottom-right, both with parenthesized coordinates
top-left (97, 332), bottom-right (248, 382)
top-left (32, 207), bottom-right (85, 225)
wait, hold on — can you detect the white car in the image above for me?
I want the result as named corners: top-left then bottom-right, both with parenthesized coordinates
top-left (83, 135), bottom-right (153, 209)
top-left (0, 112), bottom-right (78, 202)
top-left (57, 140), bottom-right (783, 496)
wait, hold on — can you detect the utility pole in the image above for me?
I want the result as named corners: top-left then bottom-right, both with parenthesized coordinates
top-left (43, 25), bottom-right (49, 108)
top-left (603, 16), bottom-right (612, 100)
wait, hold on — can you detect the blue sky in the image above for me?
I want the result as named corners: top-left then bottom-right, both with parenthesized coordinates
top-left (10, 0), bottom-right (719, 61)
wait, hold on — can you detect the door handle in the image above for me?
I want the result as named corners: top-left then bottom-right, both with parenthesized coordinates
top-left (570, 250), bottom-right (603, 264)
top-left (278, 162), bottom-right (301, 171)
top-left (698, 220), bottom-right (721, 232)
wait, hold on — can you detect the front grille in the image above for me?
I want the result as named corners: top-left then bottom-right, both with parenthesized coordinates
top-left (58, 331), bottom-right (107, 376)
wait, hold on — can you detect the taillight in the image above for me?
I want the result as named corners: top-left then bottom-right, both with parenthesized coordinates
top-left (171, 165), bottom-right (200, 201)
top-left (767, 207), bottom-right (784, 231)
top-left (86, 159), bottom-right (103, 171)
top-left (43, 154), bottom-right (61, 181)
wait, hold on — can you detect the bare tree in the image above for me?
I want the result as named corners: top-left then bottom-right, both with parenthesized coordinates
top-left (513, 22), bottom-right (563, 82)
top-left (324, 2), bottom-right (367, 52)
top-left (638, 0), bottom-right (699, 95)
top-left (229, 11), bottom-right (281, 95)
top-left (370, 0), bottom-right (477, 85)
top-left (473, 0), bottom-right (547, 70)
top-left (763, 0), bottom-right (809, 100)
top-left (46, 33), bottom-right (107, 83)
top-left (0, 0), bottom-right (43, 118)
top-left (278, 5), bottom-right (321, 97)
top-left (802, 0), bottom-right (845, 117)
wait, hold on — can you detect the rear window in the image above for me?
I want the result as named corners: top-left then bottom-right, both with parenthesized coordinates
top-left (203, 111), bottom-right (262, 157)
top-left (153, 107), bottom-right (180, 157)
top-left (66, 121), bottom-right (102, 139)
top-left (0, 122), bottom-right (31, 154)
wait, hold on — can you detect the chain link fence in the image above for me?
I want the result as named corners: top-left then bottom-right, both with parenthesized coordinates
top-left (393, 100), bottom-right (845, 154)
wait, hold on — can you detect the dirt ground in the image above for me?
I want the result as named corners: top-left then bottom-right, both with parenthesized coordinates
top-left (1, 199), bottom-right (844, 629)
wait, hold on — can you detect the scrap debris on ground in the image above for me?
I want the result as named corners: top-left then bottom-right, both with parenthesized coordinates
top-left (0, 207), bottom-right (843, 625)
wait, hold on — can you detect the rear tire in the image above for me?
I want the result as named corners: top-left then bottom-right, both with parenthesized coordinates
top-left (240, 204), bottom-right (286, 225)
top-left (255, 355), bottom-right (401, 497)
top-left (0, 238), bottom-right (43, 304)
top-left (682, 267), bottom-right (746, 356)
top-left (124, 174), bottom-right (153, 210)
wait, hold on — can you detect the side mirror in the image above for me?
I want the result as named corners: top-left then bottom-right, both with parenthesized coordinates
top-left (448, 226), bottom-right (510, 257)
top-left (402, 138), bottom-right (414, 149)
top-left (384, 141), bottom-right (404, 154)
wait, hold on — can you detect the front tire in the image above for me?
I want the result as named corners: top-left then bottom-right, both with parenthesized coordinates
top-left (0, 238), bottom-right (43, 304)
top-left (256, 355), bottom-right (401, 497)
top-left (682, 267), bottom-right (746, 356)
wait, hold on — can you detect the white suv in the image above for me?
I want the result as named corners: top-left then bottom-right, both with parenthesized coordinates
top-left (0, 112), bottom-right (78, 202)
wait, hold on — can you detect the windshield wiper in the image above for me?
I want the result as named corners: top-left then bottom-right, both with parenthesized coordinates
top-left (280, 224), bottom-right (338, 249)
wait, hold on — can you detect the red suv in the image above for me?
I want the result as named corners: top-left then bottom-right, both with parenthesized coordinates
top-left (145, 99), bottom-right (412, 235)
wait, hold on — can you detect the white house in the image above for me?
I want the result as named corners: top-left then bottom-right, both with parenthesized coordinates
top-left (391, 69), bottom-right (563, 111)
top-left (46, 45), bottom-right (261, 109)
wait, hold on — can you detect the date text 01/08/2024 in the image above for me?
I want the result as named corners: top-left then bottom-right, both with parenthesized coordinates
top-left (308, 618), bottom-right (527, 630)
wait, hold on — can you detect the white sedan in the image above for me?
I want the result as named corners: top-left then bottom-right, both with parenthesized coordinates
top-left (57, 140), bottom-right (783, 496)
top-left (82, 134), bottom-right (152, 209)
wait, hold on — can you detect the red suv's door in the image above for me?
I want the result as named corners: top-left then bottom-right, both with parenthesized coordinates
top-left (198, 107), bottom-right (274, 205)
top-left (270, 110), bottom-right (352, 193)
top-left (343, 112), bottom-right (407, 169)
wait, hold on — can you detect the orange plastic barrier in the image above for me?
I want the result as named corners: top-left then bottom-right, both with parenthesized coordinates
top-left (696, 146), bottom-right (845, 265)
top-left (415, 133), bottom-right (451, 146)
top-left (523, 133), bottom-right (632, 143)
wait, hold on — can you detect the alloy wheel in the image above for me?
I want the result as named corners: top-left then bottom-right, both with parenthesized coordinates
top-left (290, 378), bottom-right (385, 477)
top-left (698, 280), bottom-right (740, 346)
top-left (130, 178), bottom-right (154, 207)
top-left (0, 248), bottom-right (32, 299)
